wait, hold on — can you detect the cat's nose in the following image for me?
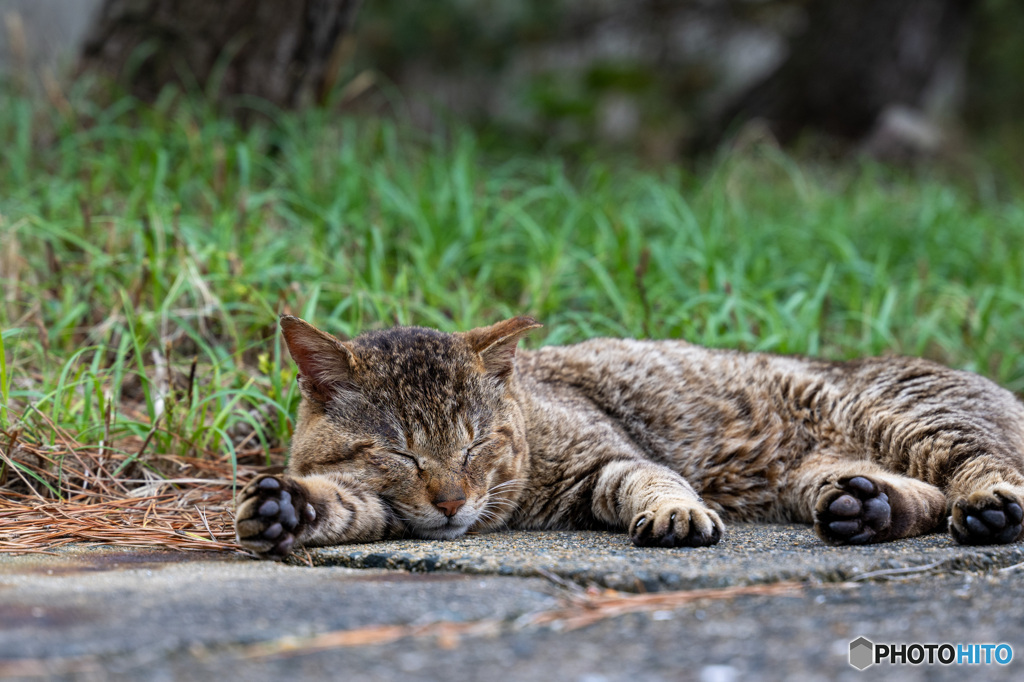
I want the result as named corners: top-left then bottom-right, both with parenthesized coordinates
top-left (434, 499), bottom-right (466, 517)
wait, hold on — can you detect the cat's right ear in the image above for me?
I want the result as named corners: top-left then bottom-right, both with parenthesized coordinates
top-left (280, 316), bottom-right (357, 401)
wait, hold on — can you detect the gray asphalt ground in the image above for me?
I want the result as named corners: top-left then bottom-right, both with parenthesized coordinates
top-left (2, 524), bottom-right (1023, 681)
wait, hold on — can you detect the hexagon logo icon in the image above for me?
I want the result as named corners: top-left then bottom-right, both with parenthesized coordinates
top-left (849, 637), bottom-right (874, 670)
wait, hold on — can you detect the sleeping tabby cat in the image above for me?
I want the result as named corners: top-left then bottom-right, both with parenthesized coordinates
top-left (235, 316), bottom-right (1024, 558)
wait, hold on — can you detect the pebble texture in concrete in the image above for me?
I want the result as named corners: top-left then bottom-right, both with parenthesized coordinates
top-left (304, 523), bottom-right (1024, 591)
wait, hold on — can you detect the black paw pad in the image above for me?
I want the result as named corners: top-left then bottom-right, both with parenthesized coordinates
top-left (236, 476), bottom-right (317, 558)
top-left (815, 476), bottom-right (892, 545)
top-left (951, 491), bottom-right (1023, 546)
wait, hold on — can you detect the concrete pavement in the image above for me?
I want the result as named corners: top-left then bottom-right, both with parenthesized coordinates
top-left (2, 524), bottom-right (1023, 680)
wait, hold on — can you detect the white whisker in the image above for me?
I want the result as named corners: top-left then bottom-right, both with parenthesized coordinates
top-left (486, 496), bottom-right (521, 505)
top-left (478, 506), bottom-right (512, 531)
top-left (485, 498), bottom-right (521, 512)
top-left (487, 479), bottom-right (525, 494)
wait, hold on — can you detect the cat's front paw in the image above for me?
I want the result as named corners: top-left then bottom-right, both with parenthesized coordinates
top-left (814, 476), bottom-right (892, 545)
top-left (235, 474), bottom-right (317, 558)
top-left (630, 502), bottom-right (723, 548)
top-left (949, 488), bottom-right (1024, 545)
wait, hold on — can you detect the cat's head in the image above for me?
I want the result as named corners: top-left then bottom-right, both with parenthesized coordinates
top-left (280, 315), bottom-right (541, 540)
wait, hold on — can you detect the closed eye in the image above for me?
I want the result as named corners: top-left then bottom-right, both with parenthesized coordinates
top-left (463, 437), bottom-right (492, 464)
top-left (389, 449), bottom-right (423, 470)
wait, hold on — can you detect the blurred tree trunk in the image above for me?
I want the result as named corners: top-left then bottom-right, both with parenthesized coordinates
top-left (79, 0), bottom-right (363, 108)
top-left (707, 0), bottom-right (975, 146)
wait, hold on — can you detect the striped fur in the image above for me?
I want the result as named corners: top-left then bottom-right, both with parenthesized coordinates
top-left (235, 316), bottom-right (1024, 557)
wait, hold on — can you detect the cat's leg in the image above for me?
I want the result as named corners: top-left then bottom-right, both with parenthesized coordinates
top-left (853, 363), bottom-right (1024, 545)
top-left (942, 455), bottom-right (1024, 545)
top-left (589, 459), bottom-right (724, 547)
top-left (868, 406), bottom-right (1024, 545)
top-left (781, 455), bottom-right (947, 545)
top-left (235, 472), bottom-right (393, 558)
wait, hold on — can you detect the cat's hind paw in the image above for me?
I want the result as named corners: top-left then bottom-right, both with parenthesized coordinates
top-left (235, 474), bottom-right (317, 558)
top-left (630, 502), bottom-right (723, 548)
top-left (949, 489), bottom-right (1023, 546)
top-left (814, 476), bottom-right (892, 545)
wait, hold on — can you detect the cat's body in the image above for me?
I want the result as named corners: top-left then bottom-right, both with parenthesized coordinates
top-left (235, 316), bottom-right (1024, 558)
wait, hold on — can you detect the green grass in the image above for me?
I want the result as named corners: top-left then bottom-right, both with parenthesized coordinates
top-left (2, 86), bottom-right (1024, 480)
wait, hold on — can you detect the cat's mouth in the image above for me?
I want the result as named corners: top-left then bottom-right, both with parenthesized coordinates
top-left (410, 515), bottom-right (474, 540)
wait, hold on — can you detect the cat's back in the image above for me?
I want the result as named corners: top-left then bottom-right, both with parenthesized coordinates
top-left (515, 337), bottom-right (1024, 481)
top-left (515, 337), bottom-right (821, 453)
top-left (516, 336), bottom-right (813, 409)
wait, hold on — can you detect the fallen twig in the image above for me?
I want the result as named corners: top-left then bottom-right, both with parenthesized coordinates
top-left (517, 581), bottom-right (802, 631)
top-left (850, 560), bottom-right (945, 582)
top-left (237, 581), bottom-right (803, 659)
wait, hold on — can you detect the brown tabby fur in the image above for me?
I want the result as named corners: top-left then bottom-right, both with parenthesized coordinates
top-left (235, 316), bottom-right (1024, 558)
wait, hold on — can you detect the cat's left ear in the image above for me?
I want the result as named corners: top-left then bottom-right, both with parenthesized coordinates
top-left (460, 316), bottom-right (542, 380)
